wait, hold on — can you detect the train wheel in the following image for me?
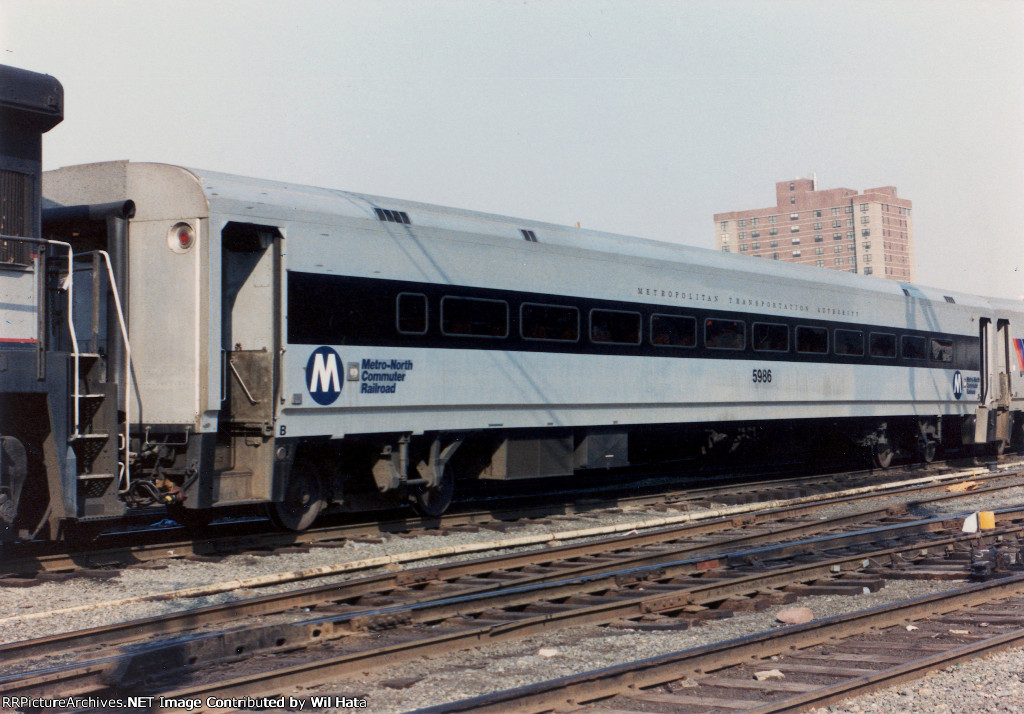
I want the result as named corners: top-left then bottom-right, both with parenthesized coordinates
top-left (410, 466), bottom-right (454, 518)
top-left (872, 440), bottom-right (894, 469)
top-left (918, 440), bottom-right (937, 464)
top-left (268, 458), bottom-right (325, 531)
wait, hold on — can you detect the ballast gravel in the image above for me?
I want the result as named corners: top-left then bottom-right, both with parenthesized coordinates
top-left (2, 463), bottom-right (1024, 712)
top-left (300, 579), bottom-right (956, 713)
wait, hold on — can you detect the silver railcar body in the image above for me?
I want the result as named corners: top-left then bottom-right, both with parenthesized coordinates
top-left (11, 159), bottom-right (1023, 530)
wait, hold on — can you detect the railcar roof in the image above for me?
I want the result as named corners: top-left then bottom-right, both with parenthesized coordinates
top-left (47, 161), bottom-right (1020, 314)
top-left (191, 165), bottom-right (1019, 312)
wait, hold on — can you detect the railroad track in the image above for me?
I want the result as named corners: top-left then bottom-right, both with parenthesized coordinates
top-left (1, 459), bottom-right (1014, 579)
top-left (3, 470), bottom-right (1023, 709)
top-left (425, 572), bottom-right (1024, 714)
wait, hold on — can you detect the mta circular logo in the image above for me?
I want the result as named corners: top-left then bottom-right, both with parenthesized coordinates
top-left (952, 370), bottom-right (963, 400)
top-left (306, 346), bottom-right (342, 405)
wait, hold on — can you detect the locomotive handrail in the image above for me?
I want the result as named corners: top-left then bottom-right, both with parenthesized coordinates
top-left (79, 249), bottom-right (132, 494)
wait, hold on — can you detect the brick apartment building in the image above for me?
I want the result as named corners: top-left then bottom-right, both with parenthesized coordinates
top-left (714, 178), bottom-right (915, 281)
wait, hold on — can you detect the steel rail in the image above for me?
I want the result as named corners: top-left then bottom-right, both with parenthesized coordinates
top-left (414, 574), bottom-right (1024, 713)
top-left (9, 513), bottom-right (1020, 706)
top-left (2, 471), bottom-right (1017, 668)
top-left (145, 524), bottom-right (1024, 713)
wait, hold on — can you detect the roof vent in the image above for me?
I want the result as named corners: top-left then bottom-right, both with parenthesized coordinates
top-left (374, 207), bottom-right (411, 225)
top-left (900, 283), bottom-right (926, 299)
top-left (521, 229), bottom-right (538, 242)
top-left (943, 295), bottom-right (956, 304)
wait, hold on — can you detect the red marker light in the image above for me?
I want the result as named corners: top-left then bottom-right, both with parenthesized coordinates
top-left (168, 222), bottom-right (195, 252)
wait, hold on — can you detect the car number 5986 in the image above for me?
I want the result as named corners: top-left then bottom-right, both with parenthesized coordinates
top-left (752, 368), bottom-right (772, 384)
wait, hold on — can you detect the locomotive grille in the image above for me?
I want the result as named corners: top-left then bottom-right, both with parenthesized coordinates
top-left (0, 169), bottom-right (33, 265)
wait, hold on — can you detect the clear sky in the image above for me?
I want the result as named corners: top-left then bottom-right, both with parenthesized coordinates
top-left (2, 0), bottom-right (1021, 300)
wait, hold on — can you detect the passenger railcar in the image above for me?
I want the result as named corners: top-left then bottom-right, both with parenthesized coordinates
top-left (2, 65), bottom-right (1022, 540)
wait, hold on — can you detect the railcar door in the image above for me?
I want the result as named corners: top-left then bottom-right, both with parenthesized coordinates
top-left (975, 317), bottom-right (1013, 446)
top-left (218, 222), bottom-right (282, 503)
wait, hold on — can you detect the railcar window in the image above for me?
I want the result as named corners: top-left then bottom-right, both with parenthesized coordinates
top-left (901, 335), bottom-right (928, 360)
top-left (441, 297), bottom-right (508, 338)
top-left (589, 309), bottom-right (641, 345)
top-left (796, 326), bottom-right (829, 354)
top-left (705, 318), bottom-right (745, 350)
top-left (521, 303), bottom-right (579, 342)
top-left (869, 332), bottom-right (897, 358)
top-left (930, 338), bottom-right (954, 362)
top-left (651, 314), bottom-right (697, 348)
top-left (835, 329), bottom-right (865, 356)
top-left (288, 272), bottom-right (393, 345)
top-left (396, 293), bottom-right (428, 335)
top-left (752, 323), bottom-right (789, 352)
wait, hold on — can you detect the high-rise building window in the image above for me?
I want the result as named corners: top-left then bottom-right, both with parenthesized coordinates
top-left (792, 236), bottom-right (801, 243)
top-left (772, 252), bottom-right (779, 259)
top-left (832, 220), bottom-right (841, 228)
top-left (846, 219), bottom-right (853, 227)
top-left (769, 228), bottom-right (778, 236)
top-left (751, 217), bottom-right (759, 226)
top-left (833, 233), bottom-right (842, 240)
top-left (752, 242), bottom-right (760, 249)
top-left (792, 250), bottom-right (801, 257)
top-left (720, 221), bottom-right (729, 230)
top-left (860, 216), bottom-right (870, 224)
top-left (835, 257), bottom-right (843, 266)
top-left (832, 207), bottom-right (840, 216)
top-left (816, 259), bottom-right (824, 267)
top-left (847, 231), bottom-right (855, 239)
top-left (813, 222), bottom-right (822, 230)
top-left (791, 226), bottom-right (800, 233)
top-left (814, 235), bottom-right (823, 242)
top-left (790, 213), bottom-right (799, 220)
top-left (769, 215), bottom-right (777, 224)
top-left (740, 244), bottom-right (748, 251)
top-left (739, 232), bottom-right (747, 239)
top-left (865, 267), bottom-right (873, 275)
top-left (845, 206), bottom-right (853, 213)
top-left (769, 240), bottom-right (778, 248)
top-left (834, 245), bottom-right (842, 253)
top-left (790, 182), bottom-right (795, 190)
top-left (815, 247), bottom-right (824, 255)
top-left (860, 203), bottom-right (869, 212)
top-left (751, 231), bottom-right (760, 238)
top-left (790, 197), bottom-right (796, 204)
top-left (863, 242), bottom-right (870, 250)
top-left (861, 229), bottom-right (871, 237)
top-left (739, 219), bottom-right (746, 227)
